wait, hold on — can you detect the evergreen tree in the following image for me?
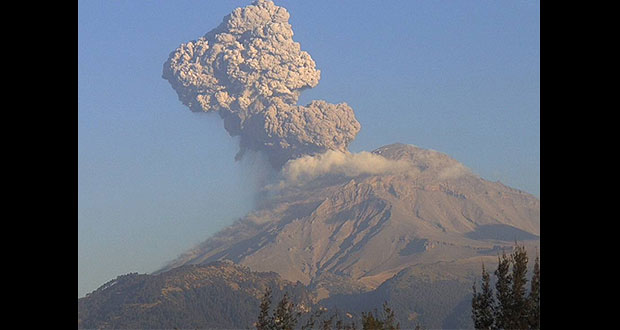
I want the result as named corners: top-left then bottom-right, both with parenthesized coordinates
top-left (382, 302), bottom-right (400, 330)
top-left (257, 287), bottom-right (274, 330)
top-left (472, 263), bottom-right (495, 329)
top-left (509, 244), bottom-right (529, 329)
top-left (494, 250), bottom-right (513, 329)
top-left (274, 293), bottom-right (298, 330)
top-left (471, 244), bottom-right (541, 330)
top-left (361, 309), bottom-right (383, 330)
top-left (528, 252), bottom-right (540, 329)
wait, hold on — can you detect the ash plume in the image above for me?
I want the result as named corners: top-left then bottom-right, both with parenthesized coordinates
top-left (163, 0), bottom-right (360, 169)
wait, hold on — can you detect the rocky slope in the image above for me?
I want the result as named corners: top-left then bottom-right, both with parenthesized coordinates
top-left (159, 143), bottom-right (540, 300)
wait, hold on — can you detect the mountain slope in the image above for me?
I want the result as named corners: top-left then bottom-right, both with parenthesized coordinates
top-left (80, 143), bottom-right (539, 329)
top-left (160, 143), bottom-right (540, 298)
top-left (78, 261), bottom-right (313, 329)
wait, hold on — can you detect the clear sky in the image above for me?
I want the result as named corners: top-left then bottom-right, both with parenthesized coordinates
top-left (78, 0), bottom-right (539, 298)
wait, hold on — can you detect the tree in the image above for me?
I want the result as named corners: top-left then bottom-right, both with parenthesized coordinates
top-left (509, 245), bottom-right (529, 329)
top-left (361, 308), bottom-right (383, 330)
top-left (527, 252), bottom-right (540, 329)
top-left (494, 250), bottom-right (513, 329)
top-left (472, 263), bottom-right (495, 329)
top-left (381, 302), bottom-right (400, 330)
top-left (257, 286), bottom-right (274, 330)
top-left (274, 293), bottom-right (298, 330)
top-left (360, 302), bottom-right (400, 330)
top-left (471, 243), bottom-right (541, 330)
top-left (256, 287), bottom-right (299, 330)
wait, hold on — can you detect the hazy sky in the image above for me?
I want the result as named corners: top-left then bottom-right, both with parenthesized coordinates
top-left (78, 0), bottom-right (539, 297)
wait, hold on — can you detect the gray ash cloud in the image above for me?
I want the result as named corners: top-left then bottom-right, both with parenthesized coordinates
top-left (163, 0), bottom-right (360, 169)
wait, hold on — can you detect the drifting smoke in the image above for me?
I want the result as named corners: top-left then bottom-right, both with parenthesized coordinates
top-left (278, 150), bottom-right (416, 187)
top-left (163, 0), bottom-right (360, 169)
top-left (438, 163), bottom-right (472, 180)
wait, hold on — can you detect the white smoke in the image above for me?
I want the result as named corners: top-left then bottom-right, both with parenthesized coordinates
top-left (438, 163), bottom-right (472, 180)
top-left (277, 150), bottom-right (416, 187)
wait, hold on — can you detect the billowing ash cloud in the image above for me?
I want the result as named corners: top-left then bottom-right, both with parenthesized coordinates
top-left (277, 150), bottom-right (416, 187)
top-left (163, 0), bottom-right (360, 168)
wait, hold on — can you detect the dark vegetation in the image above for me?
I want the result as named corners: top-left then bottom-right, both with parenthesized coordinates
top-left (471, 244), bottom-right (540, 329)
top-left (77, 263), bottom-right (312, 329)
top-left (255, 286), bottom-right (413, 330)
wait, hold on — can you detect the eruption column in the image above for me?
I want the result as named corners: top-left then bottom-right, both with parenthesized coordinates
top-left (163, 0), bottom-right (361, 169)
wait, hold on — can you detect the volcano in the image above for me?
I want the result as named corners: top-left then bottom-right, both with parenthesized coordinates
top-left (160, 143), bottom-right (540, 321)
top-left (79, 143), bottom-right (539, 329)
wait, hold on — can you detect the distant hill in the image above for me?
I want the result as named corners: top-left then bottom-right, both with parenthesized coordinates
top-left (78, 261), bottom-right (313, 329)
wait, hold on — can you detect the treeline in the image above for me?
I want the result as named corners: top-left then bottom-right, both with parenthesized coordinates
top-left (254, 286), bottom-right (419, 330)
top-left (471, 244), bottom-right (540, 330)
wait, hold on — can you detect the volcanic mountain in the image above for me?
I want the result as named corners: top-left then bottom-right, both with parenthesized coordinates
top-left (158, 143), bottom-right (540, 298)
top-left (81, 1), bottom-right (539, 327)
top-left (79, 143), bottom-right (539, 329)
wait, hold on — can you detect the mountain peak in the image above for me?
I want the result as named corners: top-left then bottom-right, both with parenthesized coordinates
top-left (370, 143), bottom-right (474, 183)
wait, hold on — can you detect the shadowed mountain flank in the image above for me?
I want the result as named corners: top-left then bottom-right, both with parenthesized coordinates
top-left (465, 223), bottom-right (539, 241)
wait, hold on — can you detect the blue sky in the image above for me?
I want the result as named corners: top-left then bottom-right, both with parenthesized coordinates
top-left (78, 0), bottom-right (539, 297)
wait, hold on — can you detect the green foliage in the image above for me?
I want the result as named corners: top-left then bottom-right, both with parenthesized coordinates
top-left (471, 264), bottom-right (495, 329)
top-left (494, 250), bottom-right (513, 329)
top-left (381, 302), bottom-right (399, 330)
top-left (257, 286), bottom-right (274, 330)
top-left (508, 245), bottom-right (529, 329)
top-left (255, 287), bottom-right (300, 330)
top-left (274, 293), bottom-right (298, 330)
top-left (471, 243), bottom-right (541, 330)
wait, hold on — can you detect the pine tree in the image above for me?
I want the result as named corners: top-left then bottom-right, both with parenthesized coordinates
top-left (274, 293), bottom-right (298, 330)
top-left (509, 244), bottom-right (529, 329)
top-left (361, 308), bottom-right (383, 330)
top-left (472, 263), bottom-right (495, 329)
top-left (257, 287), bottom-right (274, 330)
top-left (360, 302), bottom-right (400, 330)
top-left (382, 301), bottom-right (400, 330)
top-left (472, 244), bottom-right (541, 330)
top-left (528, 252), bottom-right (540, 329)
top-left (494, 250), bottom-right (513, 329)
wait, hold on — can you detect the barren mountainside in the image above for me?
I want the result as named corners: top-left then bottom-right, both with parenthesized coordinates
top-left (159, 143), bottom-right (540, 299)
